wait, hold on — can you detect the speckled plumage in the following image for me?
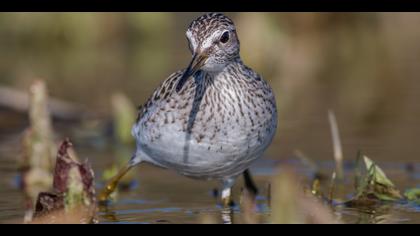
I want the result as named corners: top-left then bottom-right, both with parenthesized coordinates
top-left (131, 13), bottom-right (277, 181)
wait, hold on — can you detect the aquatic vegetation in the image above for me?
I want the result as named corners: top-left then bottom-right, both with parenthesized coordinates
top-left (404, 188), bottom-right (420, 205)
top-left (271, 168), bottom-right (340, 224)
top-left (111, 92), bottom-right (137, 145)
top-left (359, 155), bottom-right (402, 199)
top-left (345, 155), bottom-right (403, 207)
top-left (31, 139), bottom-right (96, 224)
top-left (20, 80), bottom-right (57, 222)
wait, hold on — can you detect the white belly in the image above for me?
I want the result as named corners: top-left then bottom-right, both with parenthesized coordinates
top-left (132, 113), bottom-right (276, 180)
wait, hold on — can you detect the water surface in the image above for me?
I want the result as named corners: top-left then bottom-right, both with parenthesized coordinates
top-left (0, 132), bottom-right (418, 224)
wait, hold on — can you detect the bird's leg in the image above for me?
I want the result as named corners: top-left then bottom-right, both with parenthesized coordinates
top-left (221, 206), bottom-right (234, 224)
top-left (243, 169), bottom-right (259, 198)
top-left (240, 170), bottom-right (259, 223)
top-left (221, 178), bottom-right (235, 208)
top-left (220, 178), bottom-right (235, 224)
top-left (98, 162), bottom-right (135, 203)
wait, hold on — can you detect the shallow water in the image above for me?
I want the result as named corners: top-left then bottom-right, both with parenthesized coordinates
top-left (0, 133), bottom-right (418, 224)
top-left (1, 12), bottom-right (420, 224)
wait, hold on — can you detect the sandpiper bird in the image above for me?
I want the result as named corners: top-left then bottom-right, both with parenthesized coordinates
top-left (99, 13), bottom-right (278, 207)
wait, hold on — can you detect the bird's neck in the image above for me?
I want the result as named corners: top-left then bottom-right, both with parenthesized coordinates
top-left (198, 57), bottom-right (252, 97)
top-left (204, 57), bottom-right (243, 79)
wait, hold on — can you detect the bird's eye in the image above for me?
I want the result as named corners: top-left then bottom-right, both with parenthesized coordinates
top-left (220, 31), bottom-right (230, 44)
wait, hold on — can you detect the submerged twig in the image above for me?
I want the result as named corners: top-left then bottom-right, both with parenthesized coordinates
top-left (266, 182), bottom-right (271, 208)
top-left (328, 171), bottom-right (337, 204)
top-left (354, 150), bottom-right (363, 192)
top-left (328, 110), bottom-right (344, 181)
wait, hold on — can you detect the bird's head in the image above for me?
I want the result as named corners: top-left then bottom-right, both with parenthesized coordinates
top-left (176, 13), bottom-right (240, 92)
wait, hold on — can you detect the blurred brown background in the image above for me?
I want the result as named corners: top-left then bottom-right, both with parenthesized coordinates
top-left (1, 12), bottom-right (420, 162)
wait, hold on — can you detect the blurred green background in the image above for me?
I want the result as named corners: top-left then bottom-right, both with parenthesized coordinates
top-left (1, 12), bottom-right (420, 162)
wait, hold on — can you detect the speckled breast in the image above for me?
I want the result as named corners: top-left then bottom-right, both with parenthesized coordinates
top-left (132, 71), bottom-right (277, 179)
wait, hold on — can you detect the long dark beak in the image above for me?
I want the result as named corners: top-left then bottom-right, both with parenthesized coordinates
top-left (176, 52), bottom-right (208, 93)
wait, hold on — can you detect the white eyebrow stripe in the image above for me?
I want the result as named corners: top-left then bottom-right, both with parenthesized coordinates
top-left (201, 30), bottom-right (222, 50)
